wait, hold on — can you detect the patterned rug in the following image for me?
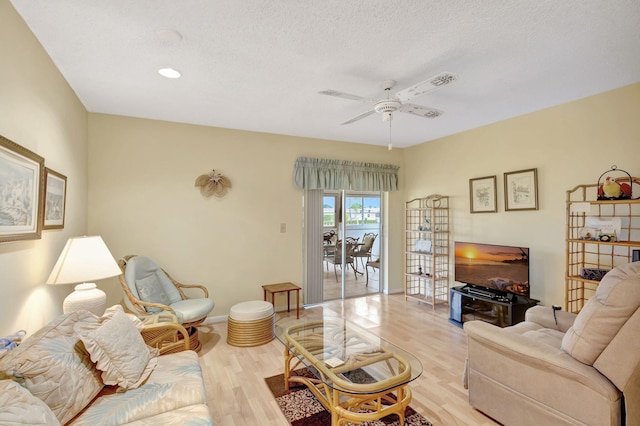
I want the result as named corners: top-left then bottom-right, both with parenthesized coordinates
top-left (264, 368), bottom-right (432, 426)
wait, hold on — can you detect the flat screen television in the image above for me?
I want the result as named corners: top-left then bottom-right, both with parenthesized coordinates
top-left (454, 241), bottom-right (530, 298)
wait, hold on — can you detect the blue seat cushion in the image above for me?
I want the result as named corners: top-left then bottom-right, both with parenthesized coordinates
top-left (170, 299), bottom-right (215, 324)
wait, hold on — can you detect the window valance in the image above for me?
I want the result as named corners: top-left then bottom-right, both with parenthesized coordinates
top-left (293, 157), bottom-right (399, 191)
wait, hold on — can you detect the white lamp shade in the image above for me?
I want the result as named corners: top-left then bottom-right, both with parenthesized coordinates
top-left (47, 235), bottom-right (121, 285)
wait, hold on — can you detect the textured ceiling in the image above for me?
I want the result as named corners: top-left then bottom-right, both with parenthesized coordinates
top-left (10, 0), bottom-right (640, 148)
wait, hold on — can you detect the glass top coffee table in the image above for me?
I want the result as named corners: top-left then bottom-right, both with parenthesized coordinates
top-left (275, 317), bottom-right (422, 426)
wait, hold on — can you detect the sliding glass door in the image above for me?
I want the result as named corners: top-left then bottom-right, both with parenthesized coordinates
top-left (322, 190), bottom-right (382, 301)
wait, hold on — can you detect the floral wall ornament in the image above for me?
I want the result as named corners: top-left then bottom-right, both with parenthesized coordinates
top-left (194, 169), bottom-right (231, 198)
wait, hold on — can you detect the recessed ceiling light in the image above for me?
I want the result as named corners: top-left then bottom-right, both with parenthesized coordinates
top-left (158, 67), bottom-right (181, 79)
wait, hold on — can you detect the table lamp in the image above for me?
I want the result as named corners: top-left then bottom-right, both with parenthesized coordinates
top-left (46, 235), bottom-right (122, 316)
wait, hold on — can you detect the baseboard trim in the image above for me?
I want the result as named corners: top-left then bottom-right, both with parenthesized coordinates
top-left (203, 315), bottom-right (228, 325)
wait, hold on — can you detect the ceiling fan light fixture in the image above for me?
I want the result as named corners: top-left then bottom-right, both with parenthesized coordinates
top-left (319, 71), bottom-right (458, 148)
top-left (374, 99), bottom-right (401, 115)
top-left (158, 67), bottom-right (181, 79)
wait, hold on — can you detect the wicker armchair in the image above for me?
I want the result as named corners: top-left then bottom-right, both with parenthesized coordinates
top-left (140, 313), bottom-right (191, 355)
top-left (118, 255), bottom-right (215, 352)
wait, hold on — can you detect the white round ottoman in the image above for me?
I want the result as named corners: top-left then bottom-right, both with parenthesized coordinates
top-left (227, 300), bottom-right (275, 347)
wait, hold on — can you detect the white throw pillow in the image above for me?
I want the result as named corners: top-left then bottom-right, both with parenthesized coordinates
top-left (79, 309), bottom-right (158, 391)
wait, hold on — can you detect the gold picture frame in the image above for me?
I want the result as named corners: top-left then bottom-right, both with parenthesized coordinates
top-left (43, 167), bottom-right (67, 230)
top-left (469, 175), bottom-right (497, 213)
top-left (0, 134), bottom-right (45, 242)
top-left (504, 168), bottom-right (538, 211)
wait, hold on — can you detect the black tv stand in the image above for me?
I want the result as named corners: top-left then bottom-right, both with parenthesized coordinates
top-left (449, 285), bottom-right (538, 328)
top-left (466, 287), bottom-right (499, 299)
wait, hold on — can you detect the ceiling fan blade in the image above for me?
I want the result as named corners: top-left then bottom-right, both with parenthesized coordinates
top-left (395, 72), bottom-right (458, 102)
top-left (341, 109), bottom-right (376, 125)
top-left (399, 103), bottom-right (444, 119)
top-left (319, 89), bottom-right (369, 102)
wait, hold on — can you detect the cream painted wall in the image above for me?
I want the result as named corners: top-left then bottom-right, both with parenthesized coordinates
top-left (87, 114), bottom-right (404, 317)
top-left (0, 3), bottom-right (89, 336)
top-left (404, 83), bottom-right (640, 305)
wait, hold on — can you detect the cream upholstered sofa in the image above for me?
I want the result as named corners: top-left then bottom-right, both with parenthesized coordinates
top-left (0, 305), bottom-right (212, 425)
top-left (464, 261), bottom-right (640, 426)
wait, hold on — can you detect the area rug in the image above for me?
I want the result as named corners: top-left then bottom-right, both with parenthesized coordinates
top-left (265, 368), bottom-right (432, 426)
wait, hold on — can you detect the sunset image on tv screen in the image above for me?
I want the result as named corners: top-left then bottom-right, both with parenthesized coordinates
top-left (455, 242), bottom-right (529, 296)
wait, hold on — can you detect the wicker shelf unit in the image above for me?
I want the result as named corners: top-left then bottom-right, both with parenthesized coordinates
top-left (565, 182), bottom-right (640, 312)
top-left (405, 195), bottom-right (450, 309)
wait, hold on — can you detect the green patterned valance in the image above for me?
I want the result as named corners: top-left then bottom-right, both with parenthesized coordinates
top-left (293, 157), bottom-right (399, 191)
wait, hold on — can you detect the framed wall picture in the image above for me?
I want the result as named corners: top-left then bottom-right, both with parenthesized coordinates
top-left (43, 168), bottom-right (67, 230)
top-left (469, 175), bottom-right (497, 213)
top-left (504, 168), bottom-right (538, 211)
top-left (0, 134), bottom-right (45, 242)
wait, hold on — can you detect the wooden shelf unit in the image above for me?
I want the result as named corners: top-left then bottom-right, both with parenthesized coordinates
top-left (565, 182), bottom-right (640, 313)
top-left (405, 195), bottom-right (450, 309)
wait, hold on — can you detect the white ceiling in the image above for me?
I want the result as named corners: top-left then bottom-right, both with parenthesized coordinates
top-left (10, 0), bottom-right (640, 149)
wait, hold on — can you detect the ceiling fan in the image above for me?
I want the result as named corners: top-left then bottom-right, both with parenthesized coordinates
top-left (319, 72), bottom-right (458, 126)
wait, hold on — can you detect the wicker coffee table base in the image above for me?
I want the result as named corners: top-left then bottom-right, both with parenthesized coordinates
top-left (284, 348), bottom-right (412, 426)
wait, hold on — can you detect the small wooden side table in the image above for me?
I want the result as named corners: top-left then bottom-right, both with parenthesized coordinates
top-left (262, 282), bottom-right (301, 319)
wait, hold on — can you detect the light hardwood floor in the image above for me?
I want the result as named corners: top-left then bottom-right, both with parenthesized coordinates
top-left (197, 293), bottom-right (499, 426)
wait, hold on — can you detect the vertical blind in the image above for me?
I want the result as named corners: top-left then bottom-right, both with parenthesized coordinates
top-left (304, 189), bottom-right (324, 305)
top-left (293, 157), bottom-right (399, 191)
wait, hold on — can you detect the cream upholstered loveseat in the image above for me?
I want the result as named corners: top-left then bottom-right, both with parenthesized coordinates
top-left (0, 305), bottom-right (212, 425)
top-left (464, 261), bottom-right (640, 426)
